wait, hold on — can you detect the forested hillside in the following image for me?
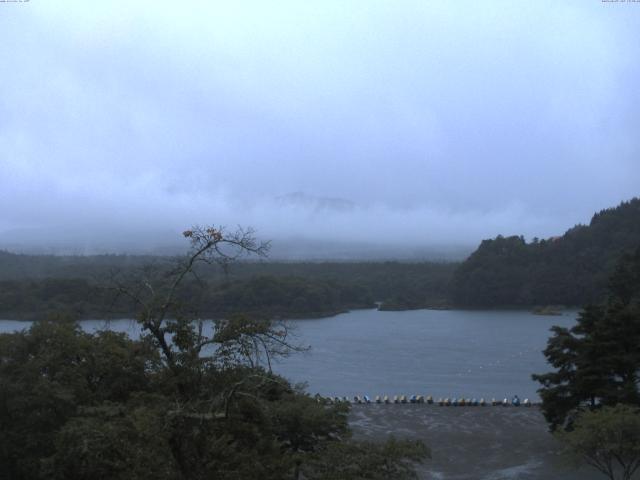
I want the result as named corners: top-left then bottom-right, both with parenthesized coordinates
top-left (451, 198), bottom-right (640, 307)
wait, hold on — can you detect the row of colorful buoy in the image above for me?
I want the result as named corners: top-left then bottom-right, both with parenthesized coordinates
top-left (321, 395), bottom-right (532, 407)
top-left (437, 396), bottom-right (531, 407)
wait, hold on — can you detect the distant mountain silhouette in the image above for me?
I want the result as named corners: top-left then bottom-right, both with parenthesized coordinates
top-left (274, 192), bottom-right (356, 212)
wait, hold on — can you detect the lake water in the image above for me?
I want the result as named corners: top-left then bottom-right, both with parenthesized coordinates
top-left (0, 309), bottom-right (578, 400)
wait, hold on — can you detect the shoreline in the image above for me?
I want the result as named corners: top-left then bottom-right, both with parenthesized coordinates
top-left (0, 305), bottom-right (580, 323)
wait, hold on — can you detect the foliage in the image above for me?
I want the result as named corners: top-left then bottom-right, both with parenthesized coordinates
top-left (0, 259), bottom-right (454, 320)
top-left (532, 247), bottom-right (640, 430)
top-left (0, 320), bottom-right (356, 479)
top-left (452, 198), bottom-right (640, 307)
top-left (0, 225), bottom-right (428, 479)
top-left (0, 320), bottom-right (161, 480)
top-left (556, 404), bottom-right (640, 480)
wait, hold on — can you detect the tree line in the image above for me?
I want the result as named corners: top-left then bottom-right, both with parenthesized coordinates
top-left (0, 255), bottom-right (455, 320)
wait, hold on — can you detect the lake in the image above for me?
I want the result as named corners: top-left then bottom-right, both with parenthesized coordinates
top-left (0, 309), bottom-right (577, 400)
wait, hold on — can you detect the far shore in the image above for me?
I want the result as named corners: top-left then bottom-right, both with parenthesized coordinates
top-left (0, 305), bottom-right (580, 324)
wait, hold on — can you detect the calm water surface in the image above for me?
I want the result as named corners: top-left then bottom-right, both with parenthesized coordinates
top-left (0, 309), bottom-right (578, 400)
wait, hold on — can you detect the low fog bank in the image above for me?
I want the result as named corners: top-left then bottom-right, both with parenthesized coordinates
top-left (1, 3), bottom-right (638, 261)
top-left (0, 191), bottom-right (583, 260)
top-left (267, 238), bottom-right (472, 261)
top-left (0, 235), bottom-right (472, 261)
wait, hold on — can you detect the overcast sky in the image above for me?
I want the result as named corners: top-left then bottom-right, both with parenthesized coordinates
top-left (0, 1), bottom-right (638, 255)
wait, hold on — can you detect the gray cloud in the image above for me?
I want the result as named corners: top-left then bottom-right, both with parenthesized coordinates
top-left (0, 1), bottom-right (638, 256)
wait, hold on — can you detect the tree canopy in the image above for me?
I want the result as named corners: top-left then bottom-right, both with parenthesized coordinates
top-left (0, 225), bottom-right (428, 479)
top-left (452, 198), bottom-right (640, 307)
top-left (556, 404), bottom-right (640, 480)
top-left (532, 247), bottom-right (640, 430)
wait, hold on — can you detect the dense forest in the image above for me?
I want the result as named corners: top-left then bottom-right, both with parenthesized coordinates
top-left (0, 254), bottom-right (454, 320)
top-left (1, 198), bottom-right (638, 319)
top-left (452, 198), bottom-right (640, 307)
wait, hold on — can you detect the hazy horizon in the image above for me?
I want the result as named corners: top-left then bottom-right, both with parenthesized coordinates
top-left (1, 2), bottom-right (638, 257)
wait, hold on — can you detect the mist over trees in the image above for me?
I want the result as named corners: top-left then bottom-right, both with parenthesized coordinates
top-left (0, 198), bottom-right (638, 321)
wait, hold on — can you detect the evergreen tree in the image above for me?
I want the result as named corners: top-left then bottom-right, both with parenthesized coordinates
top-left (533, 247), bottom-right (640, 430)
